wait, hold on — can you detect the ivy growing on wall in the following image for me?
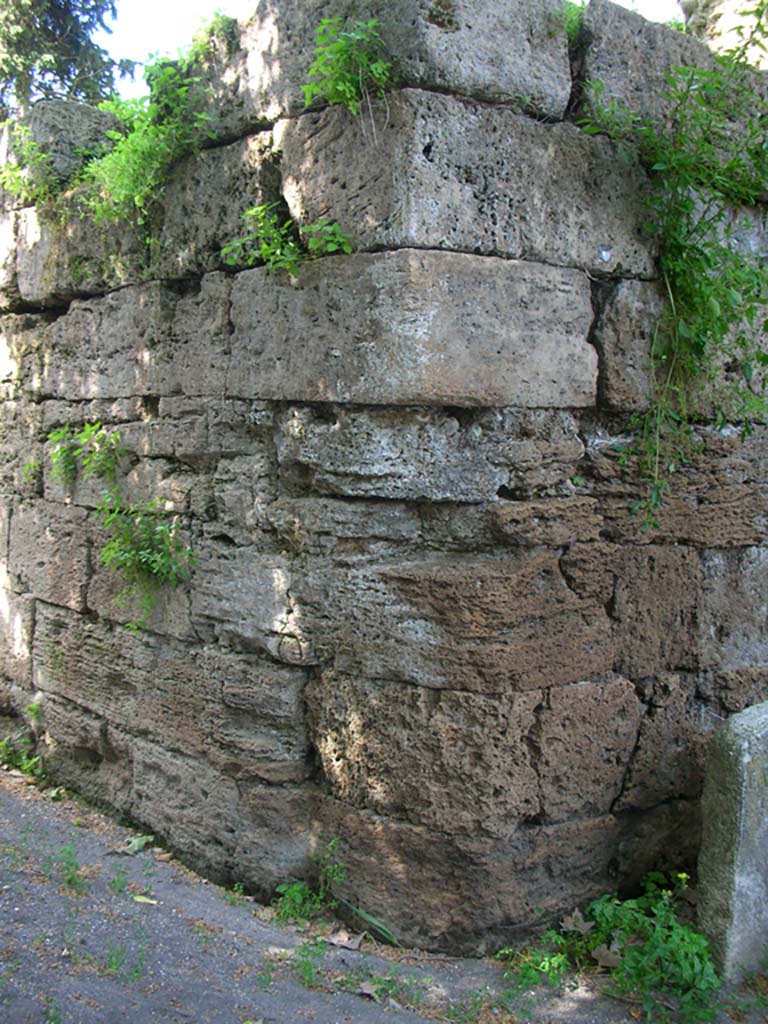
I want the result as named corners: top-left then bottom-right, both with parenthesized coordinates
top-left (581, 5), bottom-right (768, 525)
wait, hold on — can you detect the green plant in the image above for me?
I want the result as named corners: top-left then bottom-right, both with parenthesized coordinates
top-left (0, 724), bottom-right (45, 781)
top-left (223, 880), bottom-right (248, 907)
top-left (582, 12), bottom-right (768, 526)
top-left (55, 843), bottom-right (88, 894)
top-left (21, 458), bottom-right (41, 485)
top-left (302, 17), bottom-right (392, 116)
top-left (109, 867), bottom-right (128, 896)
top-left (80, 54), bottom-right (211, 229)
top-left (105, 942), bottom-right (128, 974)
top-left (498, 872), bottom-right (721, 1023)
top-left (221, 203), bottom-right (352, 273)
top-left (0, 124), bottom-right (59, 205)
top-left (222, 203), bottom-right (303, 274)
top-left (44, 423), bottom-right (194, 627)
top-left (294, 938), bottom-right (327, 987)
top-left (274, 836), bottom-right (347, 923)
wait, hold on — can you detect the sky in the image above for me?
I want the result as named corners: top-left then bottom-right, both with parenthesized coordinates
top-left (94, 0), bottom-right (686, 100)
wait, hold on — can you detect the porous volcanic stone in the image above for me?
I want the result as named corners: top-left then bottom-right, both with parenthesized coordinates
top-left (228, 250), bottom-right (597, 408)
top-left (276, 90), bottom-right (654, 276)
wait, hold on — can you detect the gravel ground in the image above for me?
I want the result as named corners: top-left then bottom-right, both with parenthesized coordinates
top-left (1, 770), bottom-right (765, 1024)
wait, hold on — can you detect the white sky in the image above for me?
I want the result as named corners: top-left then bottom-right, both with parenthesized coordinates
top-left (94, 0), bottom-right (686, 100)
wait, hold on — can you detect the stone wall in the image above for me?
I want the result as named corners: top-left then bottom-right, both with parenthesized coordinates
top-left (0, 0), bottom-right (767, 953)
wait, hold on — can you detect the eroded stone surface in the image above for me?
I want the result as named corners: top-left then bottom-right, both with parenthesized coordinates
top-left (190, 0), bottom-right (571, 136)
top-left (229, 251), bottom-right (597, 408)
top-left (276, 90), bottom-right (654, 277)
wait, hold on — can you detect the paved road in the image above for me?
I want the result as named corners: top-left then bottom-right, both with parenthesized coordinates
top-left (0, 770), bottom-right (764, 1024)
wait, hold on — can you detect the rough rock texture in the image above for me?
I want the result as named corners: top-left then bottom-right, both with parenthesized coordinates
top-left (189, 0), bottom-right (572, 137)
top-left (0, 0), bottom-right (766, 955)
top-left (276, 90), bottom-right (654, 277)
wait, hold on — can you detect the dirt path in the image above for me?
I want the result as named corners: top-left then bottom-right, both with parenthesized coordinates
top-left (1, 771), bottom-right (764, 1024)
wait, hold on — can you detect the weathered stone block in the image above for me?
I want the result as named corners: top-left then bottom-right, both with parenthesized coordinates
top-left (34, 602), bottom-right (310, 785)
top-left (615, 674), bottom-right (715, 811)
top-left (0, 101), bottom-right (118, 196)
top-left (298, 552), bottom-right (614, 691)
top-left (40, 695), bottom-right (135, 811)
top-left (698, 702), bottom-right (768, 981)
top-left (315, 796), bottom-right (622, 953)
top-left (267, 498), bottom-right (422, 558)
top-left (699, 547), bottom-right (768, 670)
top-left (15, 206), bottom-right (146, 306)
top-left (191, 0), bottom-right (571, 136)
top-left (611, 545), bottom-right (702, 677)
top-left (0, 313), bottom-right (44, 385)
top-left (31, 274), bottom-right (233, 400)
top-left (0, 212), bottom-right (19, 309)
top-left (131, 738), bottom-right (240, 879)
top-left (491, 497), bottom-right (603, 547)
top-left (277, 90), bottom-right (654, 277)
top-left (537, 676), bottom-right (643, 822)
top-left (584, 425), bottom-right (768, 548)
top-left (8, 500), bottom-right (89, 610)
top-left (582, 0), bottom-right (715, 125)
top-left (154, 133), bottom-right (279, 279)
top-left (698, 667), bottom-right (768, 715)
top-left (228, 250), bottom-right (597, 408)
top-left (307, 671), bottom-right (541, 837)
top-left (592, 280), bottom-right (664, 411)
top-left (0, 571), bottom-right (34, 686)
top-left (190, 544), bottom-right (313, 664)
top-left (234, 782), bottom-right (316, 897)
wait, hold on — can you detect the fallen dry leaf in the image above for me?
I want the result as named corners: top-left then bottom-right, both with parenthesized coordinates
top-left (327, 928), bottom-right (365, 950)
top-left (591, 943), bottom-right (621, 969)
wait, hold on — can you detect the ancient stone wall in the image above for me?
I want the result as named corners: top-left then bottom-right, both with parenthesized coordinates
top-left (0, 0), bottom-right (766, 953)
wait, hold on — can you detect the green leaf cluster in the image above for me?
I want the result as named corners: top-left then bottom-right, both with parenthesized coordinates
top-left (302, 17), bottom-right (393, 116)
top-left (80, 57), bottom-right (212, 226)
top-left (0, 0), bottom-right (134, 118)
top-left (221, 203), bottom-right (352, 274)
top-left (274, 837), bottom-right (347, 923)
top-left (582, 12), bottom-right (768, 525)
top-left (0, 124), bottom-right (61, 206)
top-left (499, 872), bottom-right (720, 1023)
top-left (45, 422), bottom-right (194, 629)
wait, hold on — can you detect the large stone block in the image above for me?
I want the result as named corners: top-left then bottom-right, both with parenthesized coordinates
top-left (614, 674), bottom-right (715, 811)
top-left (0, 572), bottom-right (34, 686)
top-left (228, 250), bottom-right (597, 408)
top-left (190, 0), bottom-right (571, 136)
top-left (307, 671), bottom-right (541, 837)
top-left (297, 552), bottom-right (615, 691)
top-left (15, 206), bottom-right (146, 307)
top-left (699, 547), bottom-right (768, 670)
top-left (581, 0), bottom-right (715, 125)
top-left (584, 425), bottom-right (768, 548)
top-left (8, 500), bottom-right (89, 610)
top-left (131, 738), bottom-right (240, 879)
top-left (154, 133), bottom-right (280, 279)
top-left (698, 702), bottom-right (768, 981)
top-left (234, 782), bottom-right (316, 897)
top-left (537, 676), bottom-right (643, 822)
top-left (277, 406), bottom-right (585, 502)
top-left (190, 544), bottom-right (313, 664)
top-left (266, 497), bottom-right (422, 558)
top-left (0, 101), bottom-right (118, 200)
top-left (592, 279), bottom-right (664, 412)
top-left (491, 497), bottom-right (603, 547)
top-left (30, 274), bottom-right (233, 400)
top-left (40, 695), bottom-right (135, 811)
top-left (0, 212), bottom-right (19, 309)
top-left (33, 603), bottom-right (311, 784)
top-left (315, 796), bottom-right (623, 953)
top-left (276, 90), bottom-right (654, 277)
top-left (610, 545), bottom-right (702, 676)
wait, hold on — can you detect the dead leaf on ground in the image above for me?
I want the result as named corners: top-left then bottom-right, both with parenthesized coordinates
top-left (561, 908), bottom-right (595, 934)
top-left (591, 943), bottom-right (621, 969)
top-left (327, 928), bottom-right (366, 950)
top-left (357, 980), bottom-right (380, 1000)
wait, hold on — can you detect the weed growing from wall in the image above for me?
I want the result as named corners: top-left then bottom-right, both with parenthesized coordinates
top-left (0, 124), bottom-right (61, 206)
top-left (302, 18), bottom-right (393, 116)
top-left (582, 11), bottom-right (768, 525)
top-left (221, 203), bottom-right (352, 274)
top-left (45, 422), bottom-right (194, 629)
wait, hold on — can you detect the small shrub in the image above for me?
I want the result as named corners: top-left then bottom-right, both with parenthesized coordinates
top-left (302, 17), bottom-right (392, 116)
top-left (0, 124), bottom-right (60, 206)
top-left (221, 203), bottom-right (352, 273)
top-left (499, 872), bottom-right (721, 1024)
top-left (274, 837), bottom-right (347, 923)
